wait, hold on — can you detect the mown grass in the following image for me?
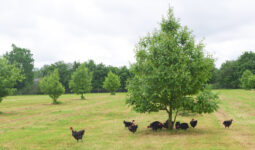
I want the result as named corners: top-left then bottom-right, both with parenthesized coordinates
top-left (0, 90), bottom-right (255, 150)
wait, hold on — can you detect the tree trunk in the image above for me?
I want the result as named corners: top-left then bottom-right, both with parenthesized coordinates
top-left (111, 91), bottom-right (115, 95)
top-left (168, 106), bottom-right (173, 130)
top-left (81, 93), bottom-right (85, 100)
top-left (173, 109), bottom-right (179, 125)
top-left (53, 98), bottom-right (57, 104)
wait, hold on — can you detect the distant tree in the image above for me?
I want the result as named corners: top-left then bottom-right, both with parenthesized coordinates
top-left (240, 70), bottom-right (253, 89)
top-left (218, 61), bottom-right (239, 88)
top-left (103, 71), bottom-right (121, 95)
top-left (237, 51), bottom-right (255, 75)
top-left (39, 69), bottom-right (65, 104)
top-left (118, 66), bottom-right (132, 92)
top-left (217, 51), bottom-right (255, 89)
top-left (126, 7), bottom-right (219, 130)
top-left (69, 64), bottom-right (92, 99)
top-left (247, 75), bottom-right (255, 89)
top-left (71, 61), bottom-right (81, 73)
top-left (207, 65), bottom-right (220, 88)
top-left (4, 44), bottom-right (34, 91)
top-left (85, 60), bottom-right (96, 72)
top-left (92, 63), bottom-right (108, 93)
top-left (0, 58), bottom-right (24, 103)
top-left (40, 61), bottom-right (72, 93)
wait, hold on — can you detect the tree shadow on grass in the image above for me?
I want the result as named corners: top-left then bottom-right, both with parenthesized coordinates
top-left (137, 128), bottom-right (220, 137)
top-left (42, 101), bottom-right (64, 105)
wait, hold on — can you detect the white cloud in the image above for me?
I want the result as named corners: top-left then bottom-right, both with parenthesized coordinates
top-left (0, 0), bottom-right (255, 68)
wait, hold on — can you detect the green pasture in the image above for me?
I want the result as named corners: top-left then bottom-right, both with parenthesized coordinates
top-left (0, 90), bottom-right (255, 150)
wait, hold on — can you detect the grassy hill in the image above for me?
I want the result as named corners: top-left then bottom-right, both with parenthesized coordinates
top-left (0, 90), bottom-right (255, 150)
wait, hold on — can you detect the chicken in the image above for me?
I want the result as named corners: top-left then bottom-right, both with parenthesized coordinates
top-left (128, 124), bottom-right (138, 133)
top-left (147, 121), bottom-right (164, 131)
top-left (175, 121), bottom-right (181, 129)
top-left (70, 127), bottom-right (85, 142)
top-left (223, 119), bottom-right (233, 128)
top-left (190, 119), bottom-right (198, 128)
top-left (163, 119), bottom-right (174, 129)
top-left (176, 122), bottom-right (189, 130)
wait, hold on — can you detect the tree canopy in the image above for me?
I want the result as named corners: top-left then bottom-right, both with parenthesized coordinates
top-left (0, 58), bottom-right (24, 103)
top-left (210, 51), bottom-right (255, 89)
top-left (240, 70), bottom-right (253, 89)
top-left (4, 44), bottom-right (34, 91)
top-left (69, 64), bottom-right (92, 99)
top-left (103, 71), bottom-right (121, 95)
top-left (39, 69), bottom-right (65, 104)
top-left (126, 7), bottom-right (219, 129)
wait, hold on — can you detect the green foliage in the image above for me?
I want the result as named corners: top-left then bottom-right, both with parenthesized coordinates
top-left (4, 44), bottom-right (34, 91)
top-left (91, 63), bottom-right (109, 93)
top-left (126, 7), bottom-right (219, 129)
top-left (36, 60), bottom-right (131, 94)
top-left (237, 51), bottom-right (255, 75)
top-left (0, 58), bottom-right (24, 102)
top-left (39, 69), bottom-right (65, 104)
top-left (69, 64), bottom-right (92, 99)
top-left (247, 75), bottom-right (255, 89)
top-left (211, 51), bottom-right (255, 89)
top-left (103, 71), bottom-right (121, 95)
top-left (218, 61), bottom-right (239, 88)
top-left (40, 61), bottom-right (73, 93)
top-left (118, 66), bottom-right (132, 92)
top-left (241, 70), bottom-right (253, 89)
top-left (193, 86), bottom-right (219, 113)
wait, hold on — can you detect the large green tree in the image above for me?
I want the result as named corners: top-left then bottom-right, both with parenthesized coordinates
top-left (126, 8), bottom-right (219, 130)
top-left (0, 58), bottom-right (24, 103)
top-left (103, 71), bottom-right (121, 95)
top-left (4, 44), bottom-right (34, 90)
top-left (69, 64), bottom-right (92, 99)
top-left (39, 69), bottom-right (65, 104)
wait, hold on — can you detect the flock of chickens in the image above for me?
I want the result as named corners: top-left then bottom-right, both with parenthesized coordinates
top-left (123, 118), bottom-right (198, 134)
top-left (69, 119), bottom-right (234, 142)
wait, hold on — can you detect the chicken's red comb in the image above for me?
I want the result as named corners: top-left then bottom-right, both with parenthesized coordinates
top-left (69, 127), bottom-right (73, 130)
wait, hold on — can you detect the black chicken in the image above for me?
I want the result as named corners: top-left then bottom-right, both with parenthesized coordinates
top-left (175, 121), bottom-right (181, 129)
top-left (128, 124), bottom-right (138, 133)
top-left (163, 119), bottom-right (174, 129)
top-left (70, 127), bottom-right (85, 142)
top-left (223, 119), bottom-right (233, 128)
top-left (176, 122), bottom-right (189, 130)
top-left (190, 119), bottom-right (198, 128)
top-left (147, 121), bottom-right (164, 131)
top-left (123, 120), bottom-right (134, 127)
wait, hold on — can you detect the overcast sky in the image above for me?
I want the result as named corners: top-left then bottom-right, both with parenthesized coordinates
top-left (1, 0), bottom-right (255, 68)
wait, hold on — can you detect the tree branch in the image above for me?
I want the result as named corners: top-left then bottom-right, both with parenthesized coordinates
top-left (165, 106), bottom-right (170, 113)
top-left (173, 109), bottom-right (179, 124)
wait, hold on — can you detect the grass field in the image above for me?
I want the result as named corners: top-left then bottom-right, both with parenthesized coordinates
top-left (0, 90), bottom-right (255, 150)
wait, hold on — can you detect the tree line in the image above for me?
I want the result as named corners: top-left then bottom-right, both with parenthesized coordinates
top-left (209, 51), bottom-right (255, 89)
top-left (2, 44), bottom-right (255, 98)
top-left (1, 44), bottom-right (131, 95)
